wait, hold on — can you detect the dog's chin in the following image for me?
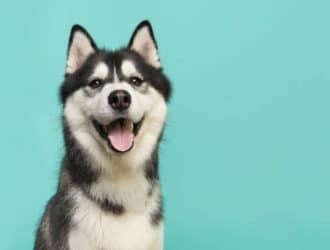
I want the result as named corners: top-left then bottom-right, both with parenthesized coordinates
top-left (92, 117), bottom-right (144, 154)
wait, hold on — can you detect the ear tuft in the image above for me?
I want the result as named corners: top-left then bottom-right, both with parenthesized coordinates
top-left (66, 25), bottom-right (97, 74)
top-left (128, 20), bottom-right (161, 69)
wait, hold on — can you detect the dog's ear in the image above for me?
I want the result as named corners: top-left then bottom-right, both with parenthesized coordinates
top-left (128, 20), bottom-right (161, 69)
top-left (66, 25), bottom-right (97, 74)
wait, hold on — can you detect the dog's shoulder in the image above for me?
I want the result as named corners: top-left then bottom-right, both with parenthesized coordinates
top-left (34, 190), bottom-right (74, 250)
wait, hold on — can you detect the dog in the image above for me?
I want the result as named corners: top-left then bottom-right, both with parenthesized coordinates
top-left (34, 20), bottom-right (171, 250)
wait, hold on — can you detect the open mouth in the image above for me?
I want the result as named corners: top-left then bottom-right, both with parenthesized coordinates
top-left (92, 118), bottom-right (143, 153)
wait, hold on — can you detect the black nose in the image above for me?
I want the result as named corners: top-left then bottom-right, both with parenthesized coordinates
top-left (108, 90), bottom-right (131, 111)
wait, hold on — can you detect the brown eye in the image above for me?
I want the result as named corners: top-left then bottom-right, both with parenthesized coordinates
top-left (129, 76), bottom-right (143, 86)
top-left (88, 79), bottom-right (103, 89)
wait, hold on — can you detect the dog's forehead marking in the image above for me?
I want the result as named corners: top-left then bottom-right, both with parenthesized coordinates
top-left (121, 60), bottom-right (141, 78)
top-left (90, 62), bottom-right (109, 80)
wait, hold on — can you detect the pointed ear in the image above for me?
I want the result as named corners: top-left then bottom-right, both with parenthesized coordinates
top-left (128, 20), bottom-right (161, 69)
top-left (66, 25), bottom-right (97, 74)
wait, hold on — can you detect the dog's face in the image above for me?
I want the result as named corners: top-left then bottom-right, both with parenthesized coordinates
top-left (61, 21), bottom-right (171, 166)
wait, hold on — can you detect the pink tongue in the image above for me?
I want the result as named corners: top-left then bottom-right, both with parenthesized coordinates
top-left (108, 122), bottom-right (134, 152)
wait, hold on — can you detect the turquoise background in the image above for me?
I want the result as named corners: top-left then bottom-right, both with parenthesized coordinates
top-left (1, 0), bottom-right (330, 249)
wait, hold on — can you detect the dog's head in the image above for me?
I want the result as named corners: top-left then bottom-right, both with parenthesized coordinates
top-left (61, 21), bottom-right (171, 168)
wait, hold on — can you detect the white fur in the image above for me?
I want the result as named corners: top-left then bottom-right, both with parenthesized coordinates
top-left (89, 170), bottom-right (150, 211)
top-left (66, 31), bottom-right (95, 74)
top-left (64, 85), bottom-right (166, 172)
top-left (68, 187), bottom-right (163, 250)
top-left (130, 26), bottom-right (161, 68)
top-left (64, 60), bottom-right (167, 250)
top-left (89, 62), bottom-right (109, 81)
top-left (121, 60), bottom-right (142, 79)
top-left (64, 61), bottom-right (167, 173)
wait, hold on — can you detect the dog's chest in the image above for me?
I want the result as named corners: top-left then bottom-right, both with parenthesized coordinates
top-left (68, 189), bottom-right (162, 250)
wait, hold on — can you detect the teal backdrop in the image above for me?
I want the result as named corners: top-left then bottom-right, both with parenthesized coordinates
top-left (0, 0), bottom-right (329, 249)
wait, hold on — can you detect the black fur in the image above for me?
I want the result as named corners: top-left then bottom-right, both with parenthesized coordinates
top-left (61, 20), bottom-right (171, 102)
top-left (146, 147), bottom-right (163, 226)
top-left (35, 191), bottom-right (73, 250)
top-left (128, 20), bottom-right (158, 49)
top-left (35, 20), bottom-right (170, 250)
top-left (68, 24), bottom-right (98, 54)
top-left (61, 48), bottom-right (171, 103)
top-left (150, 196), bottom-right (163, 226)
top-left (62, 120), bottom-right (100, 187)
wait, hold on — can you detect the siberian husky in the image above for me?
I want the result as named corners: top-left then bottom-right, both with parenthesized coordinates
top-left (34, 20), bottom-right (172, 250)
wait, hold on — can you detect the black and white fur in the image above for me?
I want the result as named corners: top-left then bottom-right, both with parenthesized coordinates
top-left (35, 20), bottom-right (171, 250)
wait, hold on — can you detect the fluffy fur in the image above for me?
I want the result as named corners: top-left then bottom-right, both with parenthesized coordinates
top-left (35, 20), bottom-right (171, 250)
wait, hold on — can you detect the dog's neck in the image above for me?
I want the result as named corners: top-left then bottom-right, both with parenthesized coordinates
top-left (59, 121), bottom-right (160, 213)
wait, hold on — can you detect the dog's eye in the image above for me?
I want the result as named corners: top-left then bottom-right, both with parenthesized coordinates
top-left (129, 76), bottom-right (143, 87)
top-left (88, 79), bottom-right (103, 89)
